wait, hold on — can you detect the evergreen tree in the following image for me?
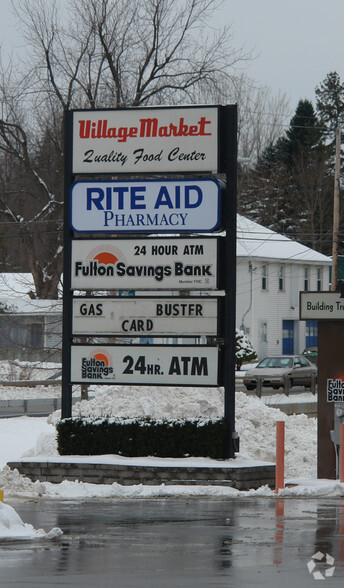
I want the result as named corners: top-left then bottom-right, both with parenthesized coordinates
top-left (315, 72), bottom-right (344, 132)
top-left (239, 98), bottom-right (334, 254)
top-left (235, 329), bottom-right (257, 371)
top-left (283, 99), bottom-right (323, 164)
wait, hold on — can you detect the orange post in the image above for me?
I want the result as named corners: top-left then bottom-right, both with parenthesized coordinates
top-left (340, 423), bottom-right (344, 483)
top-left (275, 421), bottom-right (285, 493)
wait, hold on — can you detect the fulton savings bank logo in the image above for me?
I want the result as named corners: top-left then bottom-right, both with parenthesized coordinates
top-left (74, 243), bottom-right (176, 283)
top-left (76, 243), bottom-right (124, 275)
top-left (82, 349), bottom-right (114, 380)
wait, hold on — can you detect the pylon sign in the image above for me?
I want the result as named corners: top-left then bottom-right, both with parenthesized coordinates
top-left (63, 104), bottom-right (238, 458)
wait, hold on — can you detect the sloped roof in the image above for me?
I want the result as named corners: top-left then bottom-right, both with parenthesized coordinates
top-left (237, 214), bottom-right (331, 264)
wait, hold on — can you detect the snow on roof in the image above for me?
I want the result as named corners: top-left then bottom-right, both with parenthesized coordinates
top-left (237, 214), bottom-right (331, 264)
top-left (0, 273), bottom-right (62, 314)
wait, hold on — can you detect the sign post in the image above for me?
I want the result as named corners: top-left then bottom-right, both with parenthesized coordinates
top-left (63, 104), bottom-right (238, 458)
top-left (300, 290), bottom-right (344, 478)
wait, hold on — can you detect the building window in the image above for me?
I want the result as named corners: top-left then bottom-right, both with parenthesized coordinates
top-left (262, 264), bottom-right (268, 290)
top-left (306, 320), bottom-right (318, 347)
top-left (304, 267), bottom-right (309, 291)
top-left (278, 265), bottom-right (284, 291)
top-left (317, 267), bottom-right (322, 291)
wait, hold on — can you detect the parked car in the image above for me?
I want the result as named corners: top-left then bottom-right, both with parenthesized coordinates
top-left (302, 346), bottom-right (318, 365)
top-left (243, 355), bottom-right (317, 391)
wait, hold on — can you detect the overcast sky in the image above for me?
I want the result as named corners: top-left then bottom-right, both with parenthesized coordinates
top-left (217, 0), bottom-right (344, 114)
top-left (0, 0), bottom-right (343, 116)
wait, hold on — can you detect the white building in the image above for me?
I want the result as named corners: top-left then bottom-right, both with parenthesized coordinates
top-left (236, 215), bottom-right (331, 359)
top-left (0, 220), bottom-right (332, 362)
top-left (0, 273), bottom-right (62, 361)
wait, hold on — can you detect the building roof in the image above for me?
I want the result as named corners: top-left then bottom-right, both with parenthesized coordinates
top-left (237, 215), bottom-right (331, 265)
top-left (0, 273), bottom-right (62, 315)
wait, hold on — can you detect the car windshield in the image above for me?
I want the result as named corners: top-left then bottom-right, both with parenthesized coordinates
top-left (257, 357), bottom-right (293, 369)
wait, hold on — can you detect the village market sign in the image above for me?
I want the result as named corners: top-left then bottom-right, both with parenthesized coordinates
top-left (72, 106), bottom-right (219, 174)
top-left (70, 178), bottom-right (221, 233)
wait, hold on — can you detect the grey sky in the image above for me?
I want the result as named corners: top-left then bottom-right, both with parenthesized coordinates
top-left (217, 0), bottom-right (344, 113)
top-left (0, 0), bottom-right (343, 116)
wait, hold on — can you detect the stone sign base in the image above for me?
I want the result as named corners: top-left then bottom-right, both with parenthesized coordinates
top-left (7, 459), bottom-right (275, 491)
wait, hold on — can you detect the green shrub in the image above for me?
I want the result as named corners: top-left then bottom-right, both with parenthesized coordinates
top-left (57, 417), bottom-right (228, 460)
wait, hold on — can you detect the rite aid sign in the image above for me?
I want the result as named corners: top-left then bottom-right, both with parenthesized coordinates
top-left (72, 106), bottom-right (219, 174)
top-left (70, 178), bottom-right (221, 233)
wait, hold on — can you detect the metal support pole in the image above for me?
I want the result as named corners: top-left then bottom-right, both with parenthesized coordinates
top-left (256, 377), bottom-right (262, 398)
top-left (61, 110), bottom-right (73, 419)
top-left (222, 105), bottom-right (238, 458)
top-left (331, 126), bottom-right (341, 291)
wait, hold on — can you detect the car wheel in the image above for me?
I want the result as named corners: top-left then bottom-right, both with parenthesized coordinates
top-left (272, 385), bottom-right (280, 390)
top-left (245, 385), bottom-right (255, 391)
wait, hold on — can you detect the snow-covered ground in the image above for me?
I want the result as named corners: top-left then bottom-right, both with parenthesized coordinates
top-left (0, 359), bottom-right (341, 538)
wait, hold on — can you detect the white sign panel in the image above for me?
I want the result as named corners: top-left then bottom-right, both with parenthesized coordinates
top-left (327, 378), bottom-right (344, 402)
top-left (72, 107), bottom-right (219, 174)
top-left (70, 345), bottom-right (219, 386)
top-left (300, 292), bottom-right (344, 320)
top-left (70, 179), bottom-right (221, 233)
top-left (72, 296), bottom-right (219, 336)
top-left (71, 238), bottom-right (219, 290)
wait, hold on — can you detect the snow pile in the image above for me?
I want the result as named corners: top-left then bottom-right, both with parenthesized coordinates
top-left (0, 500), bottom-right (62, 539)
top-left (0, 360), bottom-right (61, 381)
top-left (47, 386), bottom-right (317, 479)
top-left (49, 385), bottom-right (225, 424)
top-left (0, 373), bottom-right (335, 501)
top-left (235, 392), bottom-right (317, 478)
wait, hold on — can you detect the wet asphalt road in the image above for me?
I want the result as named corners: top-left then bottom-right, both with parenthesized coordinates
top-left (1, 497), bottom-right (344, 587)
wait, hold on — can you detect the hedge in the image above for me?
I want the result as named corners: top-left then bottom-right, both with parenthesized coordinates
top-left (57, 417), bottom-right (228, 460)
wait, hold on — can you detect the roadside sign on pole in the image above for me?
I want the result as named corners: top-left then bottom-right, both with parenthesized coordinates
top-left (72, 296), bottom-right (221, 337)
top-left (300, 291), bottom-right (344, 320)
top-left (70, 345), bottom-right (220, 386)
top-left (70, 178), bottom-right (222, 233)
top-left (71, 237), bottom-right (219, 290)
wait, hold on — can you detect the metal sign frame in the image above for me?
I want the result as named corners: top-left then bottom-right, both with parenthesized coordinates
top-left (62, 104), bottom-right (237, 458)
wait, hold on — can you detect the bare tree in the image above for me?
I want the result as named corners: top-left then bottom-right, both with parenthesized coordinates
top-left (0, 0), bottom-right (255, 297)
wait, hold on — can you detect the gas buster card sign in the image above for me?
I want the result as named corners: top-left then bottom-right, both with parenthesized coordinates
top-left (70, 345), bottom-right (220, 386)
top-left (72, 296), bottom-right (219, 336)
top-left (71, 237), bottom-right (219, 290)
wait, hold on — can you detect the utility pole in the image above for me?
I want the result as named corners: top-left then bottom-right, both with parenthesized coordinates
top-left (331, 125), bottom-right (341, 291)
